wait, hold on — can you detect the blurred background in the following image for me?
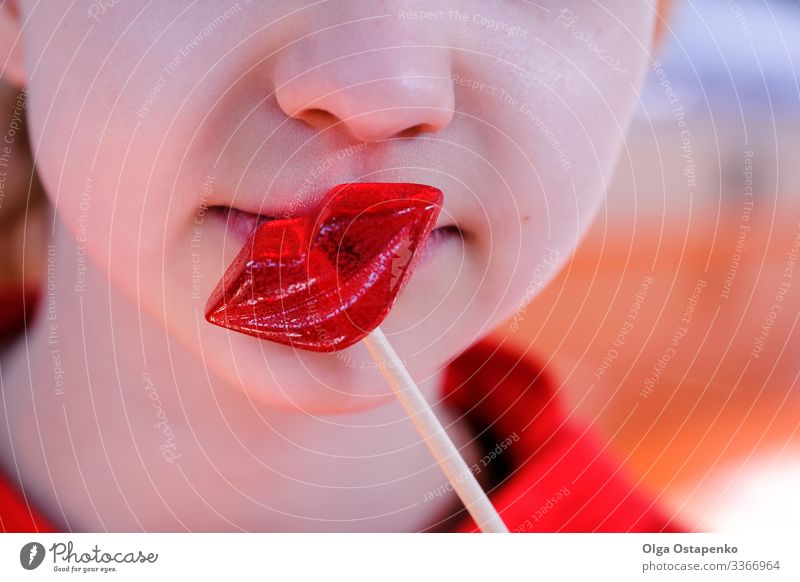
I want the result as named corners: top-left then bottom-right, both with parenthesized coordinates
top-left (494, 0), bottom-right (800, 532)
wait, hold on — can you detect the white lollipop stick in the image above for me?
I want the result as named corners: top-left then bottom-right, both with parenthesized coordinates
top-left (362, 327), bottom-right (509, 533)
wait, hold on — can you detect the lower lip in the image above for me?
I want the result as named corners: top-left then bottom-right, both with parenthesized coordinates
top-left (208, 206), bottom-right (458, 264)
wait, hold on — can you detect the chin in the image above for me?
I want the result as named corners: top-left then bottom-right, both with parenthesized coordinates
top-left (207, 332), bottom-right (399, 413)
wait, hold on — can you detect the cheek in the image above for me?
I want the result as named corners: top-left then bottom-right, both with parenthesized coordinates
top-left (30, 91), bottom-right (171, 300)
top-left (453, 7), bottom-right (654, 324)
top-left (23, 3), bottom-right (221, 285)
top-left (27, 68), bottom-right (212, 316)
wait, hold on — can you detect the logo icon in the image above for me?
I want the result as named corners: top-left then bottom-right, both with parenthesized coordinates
top-left (19, 542), bottom-right (46, 570)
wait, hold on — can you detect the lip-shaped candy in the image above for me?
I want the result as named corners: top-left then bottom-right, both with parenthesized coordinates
top-left (205, 183), bottom-right (443, 352)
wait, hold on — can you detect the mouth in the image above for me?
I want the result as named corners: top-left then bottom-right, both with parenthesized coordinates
top-left (207, 205), bottom-right (462, 263)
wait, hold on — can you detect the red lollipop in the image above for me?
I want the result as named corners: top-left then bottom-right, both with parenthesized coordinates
top-left (205, 183), bottom-right (442, 351)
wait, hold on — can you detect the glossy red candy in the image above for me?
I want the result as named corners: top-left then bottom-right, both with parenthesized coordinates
top-left (205, 183), bottom-right (443, 352)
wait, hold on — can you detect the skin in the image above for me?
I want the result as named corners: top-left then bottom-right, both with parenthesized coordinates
top-left (0, 1), bottom-right (666, 531)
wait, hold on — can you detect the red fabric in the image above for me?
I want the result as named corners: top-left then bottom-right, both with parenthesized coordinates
top-left (0, 290), bottom-right (681, 533)
top-left (0, 289), bottom-right (56, 532)
top-left (446, 340), bottom-right (681, 533)
top-left (0, 470), bottom-right (56, 533)
top-left (0, 289), bottom-right (33, 341)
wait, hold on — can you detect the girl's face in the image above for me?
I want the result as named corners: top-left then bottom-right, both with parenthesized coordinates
top-left (9, 1), bottom-right (659, 412)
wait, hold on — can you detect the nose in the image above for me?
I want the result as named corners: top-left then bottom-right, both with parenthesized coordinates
top-left (273, 32), bottom-right (455, 142)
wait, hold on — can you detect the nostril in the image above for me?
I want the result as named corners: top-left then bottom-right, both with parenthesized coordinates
top-left (294, 111), bottom-right (434, 136)
top-left (395, 123), bottom-right (438, 139)
top-left (294, 108), bottom-right (340, 131)
top-left (292, 109), bottom-right (442, 141)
